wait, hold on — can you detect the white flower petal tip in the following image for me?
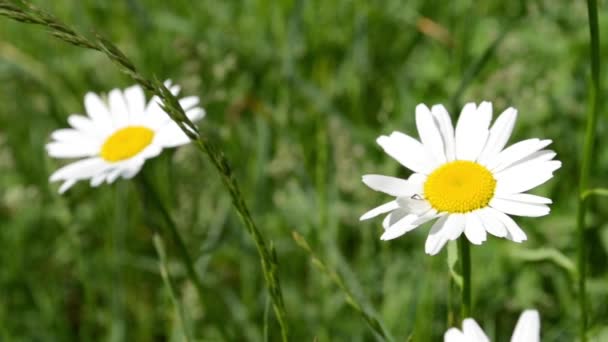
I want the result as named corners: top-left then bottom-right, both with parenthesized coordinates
top-left (510, 310), bottom-right (540, 342)
top-left (362, 102), bottom-right (558, 252)
top-left (47, 81), bottom-right (205, 194)
top-left (445, 310), bottom-right (541, 342)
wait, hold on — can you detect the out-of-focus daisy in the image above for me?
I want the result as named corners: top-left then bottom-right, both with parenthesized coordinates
top-left (444, 309), bottom-right (540, 342)
top-left (361, 102), bottom-right (560, 255)
top-left (47, 80), bottom-right (204, 193)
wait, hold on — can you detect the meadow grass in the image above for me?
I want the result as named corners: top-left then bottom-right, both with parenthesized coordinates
top-left (0, 0), bottom-right (606, 341)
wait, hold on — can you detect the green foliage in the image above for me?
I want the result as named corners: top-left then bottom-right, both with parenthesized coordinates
top-left (0, 0), bottom-right (606, 341)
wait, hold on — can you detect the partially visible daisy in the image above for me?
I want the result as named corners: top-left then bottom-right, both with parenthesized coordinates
top-left (47, 80), bottom-right (205, 193)
top-left (444, 309), bottom-right (541, 342)
top-left (361, 102), bottom-right (560, 255)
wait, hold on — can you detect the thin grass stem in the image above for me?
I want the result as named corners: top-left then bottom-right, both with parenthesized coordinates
top-left (577, 0), bottom-right (601, 340)
top-left (153, 234), bottom-right (193, 342)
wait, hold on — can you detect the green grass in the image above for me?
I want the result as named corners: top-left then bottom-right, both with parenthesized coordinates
top-left (0, 0), bottom-right (607, 340)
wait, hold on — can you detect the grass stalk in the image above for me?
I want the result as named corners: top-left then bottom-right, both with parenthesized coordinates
top-left (458, 238), bottom-right (471, 319)
top-left (0, 2), bottom-right (288, 339)
top-left (292, 231), bottom-right (393, 341)
top-left (153, 234), bottom-right (192, 342)
top-left (577, 0), bottom-right (601, 340)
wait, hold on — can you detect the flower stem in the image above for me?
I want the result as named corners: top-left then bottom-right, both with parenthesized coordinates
top-left (578, 0), bottom-right (600, 340)
top-left (458, 238), bottom-right (471, 319)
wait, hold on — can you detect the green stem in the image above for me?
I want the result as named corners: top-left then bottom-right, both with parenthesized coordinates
top-left (458, 238), bottom-right (471, 319)
top-left (578, 1), bottom-right (600, 340)
top-left (153, 234), bottom-right (192, 342)
top-left (137, 177), bottom-right (207, 316)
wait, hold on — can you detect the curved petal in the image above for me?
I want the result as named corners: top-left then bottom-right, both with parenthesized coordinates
top-left (486, 139), bottom-right (552, 172)
top-left (510, 310), bottom-right (540, 342)
top-left (46, 142), bottom-right (98, 159)
top-left (495, 160), bottom-right (561, 194)
top-left (416, 104), bottom-right (446, 164)
top-left (425, 214), bottom-right (464, 255)
top-left (124, 84), bottom-right (146, 123)
top-left (360, 201), bottom-right (399, 220)
top-left (495, 193), bottom-right (552, 205)
top-left (464, 212), bottom-right (487, 245)
top-left (462, 318), bottom-right (490, 342)
top-left (108, 89), bottom-right (129, 128)
top-left (84, 92), bottom-right (112, 132)
top-left (486, 207), bottom-right (527, 242)
top-left (476, 207), bottom-right (507, 238)
top-left (455, 102), bottom-right (491, 161)
top-left (478, 107), bottom-right (517, 164)
top-left (49, 157), bottom-right (108, 182)
top-left (376, 132), bottom-right (436, 174)
top-left (490, 198), bottom-right (550, 217)
top-left (431, 104), bottom-right (456, 161)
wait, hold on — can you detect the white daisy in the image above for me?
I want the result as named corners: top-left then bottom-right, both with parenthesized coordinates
top-left (361, 102), bottom-right (560, 255)
top-left (47, 80), bottom-right (205, 194)
top-left (444, 309), bottom-right (541, 342)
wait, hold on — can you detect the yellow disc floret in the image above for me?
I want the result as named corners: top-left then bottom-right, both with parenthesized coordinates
top-left (100, 126), bottom-right (154, 162)
top-left (424, 160), bottom-right (496, 213)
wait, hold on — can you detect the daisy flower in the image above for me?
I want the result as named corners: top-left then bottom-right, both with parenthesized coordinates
top-left (47, 80), bottom-right (205, 193)
top-left (444, 309), bottom-right (541, 342)
top-left (361, 102), bottom-right (560, 255)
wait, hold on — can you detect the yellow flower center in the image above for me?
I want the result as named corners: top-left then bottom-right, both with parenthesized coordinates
top-left (423, 161), bottom-right (496, 213)
top-left (100, 126), bottom-right (154, 162)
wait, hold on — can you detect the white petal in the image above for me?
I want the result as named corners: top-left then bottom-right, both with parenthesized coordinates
top-left (49, 157), bottom-right (108, 182)
top-left (495, 161), bottom-right (561, 195)
top-left (445, 213), bottom-right (466, 240)
top-left (383, 209), bottom-right (408, 229)
top-left (431, 104), bottom-right (456, 161)
top-left (381, 211), bottom-right (437, 240)
top-left (496, 193), bottom-right (552, 205)
top-left (120, 158), bottom-right (145, 179)
top-left (124, 84), bottom-right (146, 123)
top-left (486, 139), bottom-right (552, 172)
top-left (58, 179), bottom-right (77, 194)
top-left (478, 107), bottom-right (517, 164)
top-left (490, 198), bottom-right (550, 217)
top-left (395, 196), bottom-right (432, 215)
top-left (153, 123), bottom-right (190, 148)
top-left (510, 310), bottom-right (540, 342)
top-left (84, 92), bottom-right (112, 131)
top-left (67, 114), bottom-right (98, 136)
top-left (46, 142), bottom-right (97, 159)
top-left (501, 149), bottom-right (556, 170)
top-left (186, 107), bottom-right (206, 122)
top-left (380, 214), bottom-right (419, 240)
top-left (425, 216), bottom-right (450, 255)
top-left (376, 132), bottom-right (435, 174)
top-left (362, 175), bottom-right (421, 197)
top-left (50, 128), bottom-right (90, 143)
top-left (106, 168), bottom-right (122, 184)
top-left (179, 96), bottom-right (200, 111)
top-left (486, 208), bottom-right (527, 242)
top-left (455, 102), bottom-right (491, 161)
top-left (462, 318), bottom-right (490, 342)
top-left (108, 89), bottom-right (129, 128)
top-left (90, 172), bottom-right (107, 187)
top-left (476, 207), bottom-right (507, 238)
top-left (416, 104), bottom-right (446, 164)
top-left (444, 328), bottom-right (467, 342)
top-left (360, 201), bottom-right (399, 220)
top-left (464, 212), bottom-right (487, 245)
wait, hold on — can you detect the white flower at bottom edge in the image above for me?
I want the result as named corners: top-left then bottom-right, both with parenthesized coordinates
top-left (46, 80), bottom-right (205, 194)
top-left (444, 309), bottom-right (541, 342)
top-left (360, 102), bottom-right (561, 255)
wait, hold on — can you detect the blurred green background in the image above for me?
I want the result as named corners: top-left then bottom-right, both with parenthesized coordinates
top-left (1, 0), bottom-right (607, 340)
